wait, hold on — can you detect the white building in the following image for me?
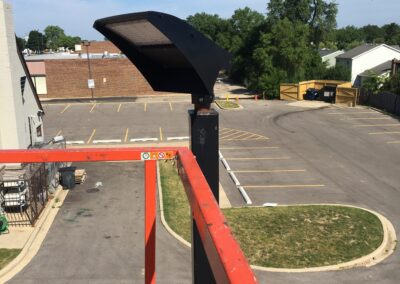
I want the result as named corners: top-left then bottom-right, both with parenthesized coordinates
top-left (319, 49), bottom-right (344, 67)
top-left (0, 1), bottom-right (44, 150)
top-left (336, 44), bottom-right (400, 86)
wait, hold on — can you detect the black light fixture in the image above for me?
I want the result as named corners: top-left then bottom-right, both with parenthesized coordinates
top-left (93, 11), bottom-right (231, 107)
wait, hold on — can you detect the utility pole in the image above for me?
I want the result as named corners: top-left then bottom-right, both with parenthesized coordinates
top-left (83, 40), bottom-right (95, 100)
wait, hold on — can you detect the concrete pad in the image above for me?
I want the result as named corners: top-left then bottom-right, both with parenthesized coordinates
top-left (288, 101), bottom-right (332, 108)
top-left (0, 227), bottom-right (33, 249)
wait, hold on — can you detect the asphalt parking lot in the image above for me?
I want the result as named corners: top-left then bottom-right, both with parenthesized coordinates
top-left (37, 97), bottom-right (400, 283)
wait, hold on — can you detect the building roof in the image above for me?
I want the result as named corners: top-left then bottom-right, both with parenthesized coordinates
top-left (319, 49), bottom-right (341, 57)
top-left (25, 53), bottom-right (80, 61)
top-left (77, 41), bottom-right (120, 54)
top-left (26, 61), bottom-right (46, 75)
top-left (337, 44), bottom-right (400, 60)
top-left (359, 60), bottom-right (392, 77)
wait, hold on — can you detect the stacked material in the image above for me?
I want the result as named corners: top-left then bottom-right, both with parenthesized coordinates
top-left (75, 169), bottom-right (87, 184)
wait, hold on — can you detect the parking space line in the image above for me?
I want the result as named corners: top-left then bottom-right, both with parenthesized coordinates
top-left (224, 157), bottom-right (291, 161)
top-left (220, 146), bottom-right (280, 150)
top-left (130, 138), bottom-right (158, 142)
top-left (243, 184), bottom-right (325, 189)
top-left (167, 136), bottom-right (189, 141)
top-left (66, 141), bottom-right (85, 145)
top-left (341, 117), bottom-right (390, 121)
top-left (124, 128), bottom-right (129, 143)
top-left (87, 129), bottom-right (96, 144)
top-left (144, 103), bottom-right (147, 112)
top-left (90, 103), bottom-right (96, 113)
top-left (353, 124), bottom-right (400, 127)
top-left (55, 130), bottom-right (62, 137)
top-left (169, 102), bottom-right (173, 111)
top-left (387, 141), bottom-right (400, 144)
top-left (117, 103), bottom-right (122, 113)
top-left (369, 131), bottom-right (400, 135)
top-left (159, 127), bottom-right (163, 141)
top-left (232, 169), bottom-right (307, 173)
top-left (60, 104), bottom-right (70, 114)
top-left (226, 132), bottom-right (251, 140)
top-left (93, 139), bottom-right (122, 144)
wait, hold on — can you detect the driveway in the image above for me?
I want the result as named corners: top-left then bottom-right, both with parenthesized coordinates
top-left (9, 162), bottom-right (191, 284)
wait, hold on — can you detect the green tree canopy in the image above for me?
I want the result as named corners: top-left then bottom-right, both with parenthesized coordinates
top-left (44, 25), bottom-right (66, 50)
top-left (26, 30), bottom-right (46, 53)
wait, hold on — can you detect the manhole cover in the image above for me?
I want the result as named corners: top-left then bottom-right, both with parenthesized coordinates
top-left (86, 188), bottom-right (100, 193)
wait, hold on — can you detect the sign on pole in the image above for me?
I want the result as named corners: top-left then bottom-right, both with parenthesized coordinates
top-left (88, 79), bottom-right (95, 89)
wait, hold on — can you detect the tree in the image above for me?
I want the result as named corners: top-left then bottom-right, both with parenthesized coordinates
top-left (335, 26), bottom-right (364, 50)
top-left (382, 23), bottom-right (400, 45)
top-left (361, 25), bottom-right (382, 43)
top-left (44, 25), bottom-right (66, 50)
top-left (26, 30), bottom-right (46, 53)
top-left (16, 36), bottom-right (26, 50)
top-left (267, 0), bottom-right (338, 47)
top-left (322, 64), bottom-right (351, 81)
top-left (58, 35), bottom-right (81, 50)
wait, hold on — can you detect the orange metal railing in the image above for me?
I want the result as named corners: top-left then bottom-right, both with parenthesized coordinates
top-left (0, 147), bottom-right (257, 284)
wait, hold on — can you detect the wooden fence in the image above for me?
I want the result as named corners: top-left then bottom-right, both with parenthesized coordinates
top-left (280, 80), bottom-right (358, 106)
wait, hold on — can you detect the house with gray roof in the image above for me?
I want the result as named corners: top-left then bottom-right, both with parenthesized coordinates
top-left (319, 49), bottom-right (344, 67)
top-left (336, 44), bottom-right (400, 86)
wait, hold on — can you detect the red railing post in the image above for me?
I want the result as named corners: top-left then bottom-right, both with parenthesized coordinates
top-left (145, 160), bottom-right (157, 284)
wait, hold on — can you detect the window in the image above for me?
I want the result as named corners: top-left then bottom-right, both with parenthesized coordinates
top-left (36, 125), bottom-right (42, 137)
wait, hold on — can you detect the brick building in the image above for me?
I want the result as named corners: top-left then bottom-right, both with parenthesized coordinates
top-left (26, 41), bottom-right (155, 98)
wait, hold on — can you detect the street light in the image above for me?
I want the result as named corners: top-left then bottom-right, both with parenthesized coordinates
top-left (94, 11), bottom-right (232, 284)
top-left (83, 40), bottom-right (95, 100)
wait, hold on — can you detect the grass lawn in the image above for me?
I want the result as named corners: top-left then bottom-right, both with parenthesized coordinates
top-left (215, 100), bottom-right (240, 109)
top-left (159, 160), bottom-right (384, 268)
top-left (0, 249), bottom-right (21, 270)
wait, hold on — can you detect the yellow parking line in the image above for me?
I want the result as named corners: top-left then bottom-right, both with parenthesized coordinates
top-left (220, 131), bottom-right (243, 139)
top-left (144, 103), bottom-right (147, 112)
top-left (219, 129), bottom-right (238, 135)
top-left (341, 117), bottom-right (390, 120)
top-left (353, 124), bottom-right (400, 127)
top-left (224, 157), bottom-right (290, 161)
top-left (124, 128), bottom-right (129, 143)
top-left (233, 169), bottom-right (307, 173)
top-left (159, 127), bottom-right (163, 141)
top-left (244, 184), bottom-right (325, 189)
top-left (227, 132), bottom-right (251, 140)
top-left (90, 103), bottom-right (97, 113)
top-left (87, 129), bottom-right (96, 144)
top-left (55, 130), bottom-right (62, 136)
top-left (369, 131), bottom-right (400, 135)
top-left (60, 104), bottom-right (70, 114)
top-left (169, 102), bottom-right (173, 111)
top-left (117, 103), bottom-right (122, 113)
top-left (387, 141), bottom-right (400, 144)
top-left (220, 147), bottom-right (280, 150)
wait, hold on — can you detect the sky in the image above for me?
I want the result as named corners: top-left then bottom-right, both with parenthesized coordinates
top-left (7, 0), bottom-right (400, 40)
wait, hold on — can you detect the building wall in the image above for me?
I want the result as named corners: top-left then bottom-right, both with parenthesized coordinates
top-left (32, 76), bottom-right (47, 95)
top-left (351, 46), bottom-right (400, 85)
top-left (0, 1), bottom-right (43, 150)
top-left (45, 58), bottom-right (153, 98)
top-left (322, 50), bottom-right (345, 67)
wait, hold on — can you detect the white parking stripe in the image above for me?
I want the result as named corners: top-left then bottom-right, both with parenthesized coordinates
top-left (167, 136), bottom-right (189, 141)
top-left (66, 141), bottom-right (85, 145)
top-left (130, 138), bottom-right (159, 142)
top-left (93, 139), bottom-right (122, 144)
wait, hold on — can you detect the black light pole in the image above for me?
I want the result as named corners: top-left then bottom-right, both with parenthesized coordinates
top-left (83, 40), bottom-right (95, 100)
top-left (93, 12), bottom-right (231, 283)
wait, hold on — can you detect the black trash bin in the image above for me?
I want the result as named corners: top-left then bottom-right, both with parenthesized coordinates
top-left (59, 167), bottom-right (77, 189)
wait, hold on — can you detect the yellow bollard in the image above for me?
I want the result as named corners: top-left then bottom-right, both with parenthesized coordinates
top-left (236, 96), bottom-right (238, 102)
top-left (226, 94), bottom-right (229, 102)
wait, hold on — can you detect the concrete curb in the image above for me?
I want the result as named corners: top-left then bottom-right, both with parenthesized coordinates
top-left (0, 187), bottom-right (69, 282)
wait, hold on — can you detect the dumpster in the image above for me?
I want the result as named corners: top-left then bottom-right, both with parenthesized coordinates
top-left (59, 166), bottom-right (77, 189)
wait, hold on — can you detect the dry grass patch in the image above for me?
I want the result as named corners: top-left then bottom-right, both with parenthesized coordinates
top-left (215, 100), bottom-right (240, 109)
top-left (0, 249), bottom-right (21, 270)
